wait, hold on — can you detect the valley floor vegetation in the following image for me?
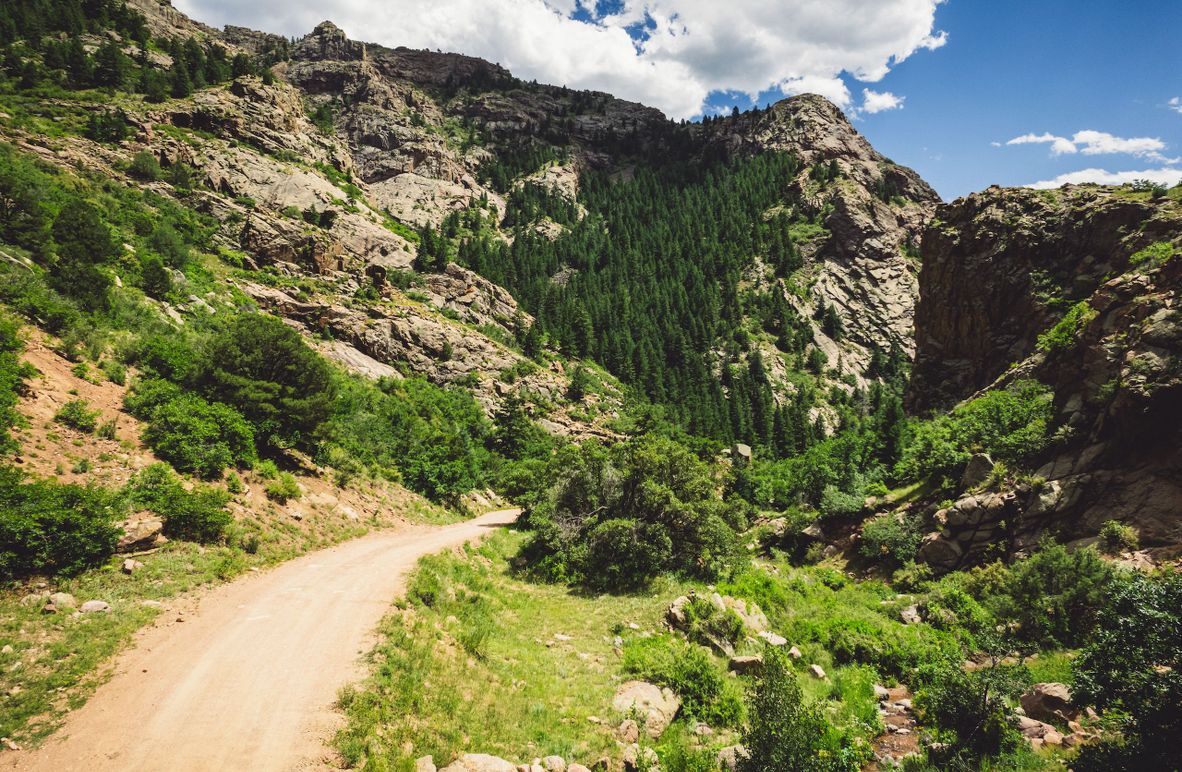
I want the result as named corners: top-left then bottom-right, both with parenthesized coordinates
top-left (0, 4), bottom-right (1179, 770)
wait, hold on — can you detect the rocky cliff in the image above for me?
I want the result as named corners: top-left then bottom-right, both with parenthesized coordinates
top-left (5, 8), bottom-right (939, 441)
top-left (909, 186), bottom-right (1182, 570)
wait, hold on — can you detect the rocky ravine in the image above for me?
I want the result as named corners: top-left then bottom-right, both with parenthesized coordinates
top-left (909, 186), bottom-right (1182, 570)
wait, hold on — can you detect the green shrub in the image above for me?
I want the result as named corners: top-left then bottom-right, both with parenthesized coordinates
top-left (0, 314), bottom-right (35, 449)
top-left (585, 518), bottom-right (672, 590)
top-left (0, 466), bottom-right (123, 578)
top-left (965, 542), bottom-right (1119, 648)
top-left (523, 435), bottom-right (745, 590)
top-left (1036, 301), bottom-right (1097, 353)
top-left (1073, 572), bottom-right (1182, 772)
top-left (125, 464), bottom-right (231, 543)
top-left (128, 335), bottom-right (204, 384)
top-left (264, 471), bottom-right (301, 502)
top-left (225, 471), bottom-right (244, 494)
top-left (54, 399), bottom-right (100, 433)
top-left (141, 393), bottom-right (256, 479)
top-left (739, 646), bottom-right (864, 771)
top-left (1098, 519), bottom-right (1139, 554)
top-left (203, 314), bottom-right (336, 453)
top-left (819, 484), bottom-right (864, 519)
top-left (95, 418), bottom-right (118, 440)
top-left (128, 150), bottom-right (161, 181)
top-left (101, 359), bottom-right (126, 385)
top-left (622, 635), bottom-right (744, 728)
top-left (895, 381), bottom-right (1054, 481)
top-left (1127, 240), bottom-right (1175, 269)
top-left (681, 595), bottom-right (745, 651)
top-left (860, 511), bottom-right (925, 567)
top-left (913, 661), bottom-right (1025, 761)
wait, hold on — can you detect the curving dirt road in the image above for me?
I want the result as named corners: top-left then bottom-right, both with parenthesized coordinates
top-left (10, 508), bottom-right (520, 772)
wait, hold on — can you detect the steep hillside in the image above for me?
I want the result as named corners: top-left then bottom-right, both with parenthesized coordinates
top-left (205, 18), bottom-right (940, 449)
top-left (907, 185), bottom-right (1182, 569)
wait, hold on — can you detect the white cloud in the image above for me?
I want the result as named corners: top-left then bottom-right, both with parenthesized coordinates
top-left (860, 89), bottom-right (904, 113)
top-left (780, 75), bottom-right (852, 108)
top-left (1169, 97), bottom-right (1182, 114)
top-left (1026, 167), bottom-right (1182, 190)
top-left (1005, 130), bottom-right (1175, 163)
top-left (174, 0), bottom-right (945, 119)
top-left (1006, 132), bottom-right (1078, 155)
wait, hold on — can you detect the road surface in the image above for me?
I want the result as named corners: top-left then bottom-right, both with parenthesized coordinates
top-left (11, 508), bottom-right (520, 771)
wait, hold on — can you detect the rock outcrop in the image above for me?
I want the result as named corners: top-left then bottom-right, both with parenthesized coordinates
top-left (911, 186), bottom-right (1182, 568)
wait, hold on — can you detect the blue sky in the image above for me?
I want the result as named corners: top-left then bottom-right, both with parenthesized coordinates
top-left (178, 0), bottom-right (1181, 199)
top-left (804, 1), bottom-right (1182, 198)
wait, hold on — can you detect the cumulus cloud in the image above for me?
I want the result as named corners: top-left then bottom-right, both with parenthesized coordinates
top-left (1005, 130), bottom-right (1175, 163)
top-left (1026, 167), bottom-right (1182, 190)
top-left (173, 0), bottom-right (944, 119)
top-left (860, 89), bottom-right (905, 113)
top-left (1006, 132), bottom-right (1079, 155)
top-left (1169, 97), bottom-right (1182, 114)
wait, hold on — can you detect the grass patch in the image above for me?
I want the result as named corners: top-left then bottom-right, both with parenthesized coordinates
top-left (336, 530), bottom-right (692, 768)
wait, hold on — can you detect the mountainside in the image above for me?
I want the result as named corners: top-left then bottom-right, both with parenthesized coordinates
top-left (908, 185), bottom-right (1182, 570)
top-left (115, 12), bottom-right (940, 448)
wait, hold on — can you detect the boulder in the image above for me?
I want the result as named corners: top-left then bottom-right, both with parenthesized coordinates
top-left (48, 592), bottom-right (77, 609)
top-left (757, 631), bottom-right (787, 647)
top-left (117, 514), bottom-right (165, 552)
top-left (1020, 683), bottom-right (1076, 722)
top-left (122, 559), bottom-right (144, 575)
top-left (808, 664), bottom-right (827, 680)
top-left (416, 757), bottom-right (438, 772)
top-left (616, 719), bottom-right (639, 744)
top-left (900, 605), bottom-right (921, 624)
top-left (728, 655), bottom-right (764, 675)
top-left (540, 757), bottom-right (565, 772)
top-left (716, 745), bottom-right (749, 772)
top-left (567, 766), bottom-right (591, 772)
top-left (621, 744), bottom-right (659, 771)
top-left (961, 453), bottom-right (994, 488)
top-left (439, 755), bottom-right (518, 772)
top-left (612, 681), bottom-right (680, 739)
top-left (787, 645), bottom-right (802, 659)
top-left (81, 600), bottom-right (111, 613)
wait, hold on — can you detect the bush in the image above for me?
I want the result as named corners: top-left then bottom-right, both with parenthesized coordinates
top-left (621, 635), bottom-right (744, 728)
top-left (54, 399), bottom-right (100, 433)
top-left (966, 542), bottom-right (1119, 648)
top-left (128, 150), bottom-right (161, 181)
top-left (522, 435), bottom-right (745, 590)
top-left (127, 335), bottom-right (204, 384)
top-left (739, 646), bottom-right (863, 771)
top-left (1098, 519), bottom-right (1139, 554)
top-left (1036, 301), bottom-right (1097, 353)
top-left (203, 314), bottom-right (336, 452)
top-left (1073, 573), bottom-right (1182, 771)
top-left (0, 466), bottom-right (123, 578)
top-left (264, 471), bottom-right (301, 503)
top-left (141, 393), bottom-right (256, 479)
top-left (0, 314), bottom-right (34, 448)
top-left (584, 518), bottom-right (671, 590)
top-left (125, 464), bottom-right (231, 543)
top-left (860, 511), bottom-right (925, 567)
top-left (895, 381), bottom-right (1054, 481)
top-left (819, 484), bottom-right (863, 519)
top-left (681, 595), bottom-right (745, 651)
top-left (913, 661), bottom-right (1025, 761)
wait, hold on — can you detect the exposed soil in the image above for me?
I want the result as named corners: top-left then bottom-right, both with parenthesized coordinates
top-left (7, 508), bottom-right (521, 771)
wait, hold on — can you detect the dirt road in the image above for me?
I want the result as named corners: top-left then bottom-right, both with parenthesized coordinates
top-left (11, 509), bottom-right (520, 772)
